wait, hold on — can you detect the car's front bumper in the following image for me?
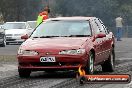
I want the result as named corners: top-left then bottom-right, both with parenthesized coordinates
top-left (17, 54), bottom-right (88, 71)
top-left (6, 36), bottom-right (25, 43)
top-left (6, 39), bottom-right (24, 43)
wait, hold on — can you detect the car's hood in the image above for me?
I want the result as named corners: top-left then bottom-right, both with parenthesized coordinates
top-left (5, 29), bottom-right (26, 34)
top-left (21, 37), bottom-right (90, 51)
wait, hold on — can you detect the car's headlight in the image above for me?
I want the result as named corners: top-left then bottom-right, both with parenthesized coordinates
top-left (59, 49), bottom-right (85, 55)
top-left (18, 49), bottom-right (38, 56)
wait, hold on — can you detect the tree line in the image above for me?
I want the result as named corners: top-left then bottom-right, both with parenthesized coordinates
top-left (0, 0), bottom-right (42, 22)
top-left (0, 0), bottom-right (132, 26)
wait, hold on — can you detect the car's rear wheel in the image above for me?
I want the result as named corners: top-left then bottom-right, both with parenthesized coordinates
top-left (85, 51), bottom-right (94, 74)
top-left (101, 47), bottom-right (115, 72)
top-left (18, 69), bottom-right (31, 78)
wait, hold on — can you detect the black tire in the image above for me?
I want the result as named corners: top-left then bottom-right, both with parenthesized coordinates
top-left (85, 51), bottom-right (94, 74)
top-left (18, 69), bottom-right (31, 78)
top-left (101, 47), bottom-right (115, 72)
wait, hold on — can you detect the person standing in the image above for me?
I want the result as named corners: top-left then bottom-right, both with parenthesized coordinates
top-left (36, 6), bottom-right (50, 26)
top-left (115, 16), bottom-right (124, 41)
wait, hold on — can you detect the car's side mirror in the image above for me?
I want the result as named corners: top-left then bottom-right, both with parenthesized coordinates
top-left (96, 33), bottom-right (106, 38)
top-left (21, 34), bottom-right (29, 40)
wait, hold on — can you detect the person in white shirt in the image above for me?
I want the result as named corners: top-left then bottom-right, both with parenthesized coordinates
top-left (115, 16), bottom-right (123, 41)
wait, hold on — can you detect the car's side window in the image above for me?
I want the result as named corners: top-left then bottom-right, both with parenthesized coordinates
top-left (98, 19), bottom-right (109, 35)
top-left (90, 19), bottom-right (103, 42)
top-left (91, 20), bottom-right (100, 35)
top-left (94, 18), bottom-right (107, 35)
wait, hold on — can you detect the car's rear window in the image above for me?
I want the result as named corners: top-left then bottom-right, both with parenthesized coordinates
top-left (27, 21), bottom-right (36, 29)
top-left (31, 20), bottom-right (91, 37)
top-left (4, 23), bottom-right (26, 29)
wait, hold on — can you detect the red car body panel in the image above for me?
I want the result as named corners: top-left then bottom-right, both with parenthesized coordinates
top-left (18, 37), bottom-right (92, 70)
top-left (17, 17), bottom-right (115, 71)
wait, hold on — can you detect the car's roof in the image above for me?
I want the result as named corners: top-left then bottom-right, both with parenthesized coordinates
top-left (27, 21), bottom-right (36, 23)
top-left (47, 16), bottom-right (96, 21)
top-left (5, 22), bottom-right (26, 24)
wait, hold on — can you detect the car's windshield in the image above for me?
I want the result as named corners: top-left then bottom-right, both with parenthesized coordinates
top-left (31, 20), bottom-right (91, 38)
top-left (4, 23), bottom-right (26, 29)
top-left (27, 21), bottom-right (36, 29)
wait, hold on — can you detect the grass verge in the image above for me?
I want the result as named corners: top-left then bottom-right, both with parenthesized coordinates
top-left (0, 55), bottom-right (17, 62)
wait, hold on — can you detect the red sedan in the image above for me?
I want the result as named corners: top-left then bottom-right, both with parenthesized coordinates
top-left (17, 17), bottom-right (115, 77)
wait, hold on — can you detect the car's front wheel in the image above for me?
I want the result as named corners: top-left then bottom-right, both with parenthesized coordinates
top-left (85, 51), bottom-right (94, 74)
top-left (18, 69), bottom-right (31, 78)
top-left (101, 47), bottom-right (115, 72)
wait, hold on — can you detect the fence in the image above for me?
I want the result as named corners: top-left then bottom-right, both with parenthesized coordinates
top-left (108, 26), bottom-right (132, 38)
